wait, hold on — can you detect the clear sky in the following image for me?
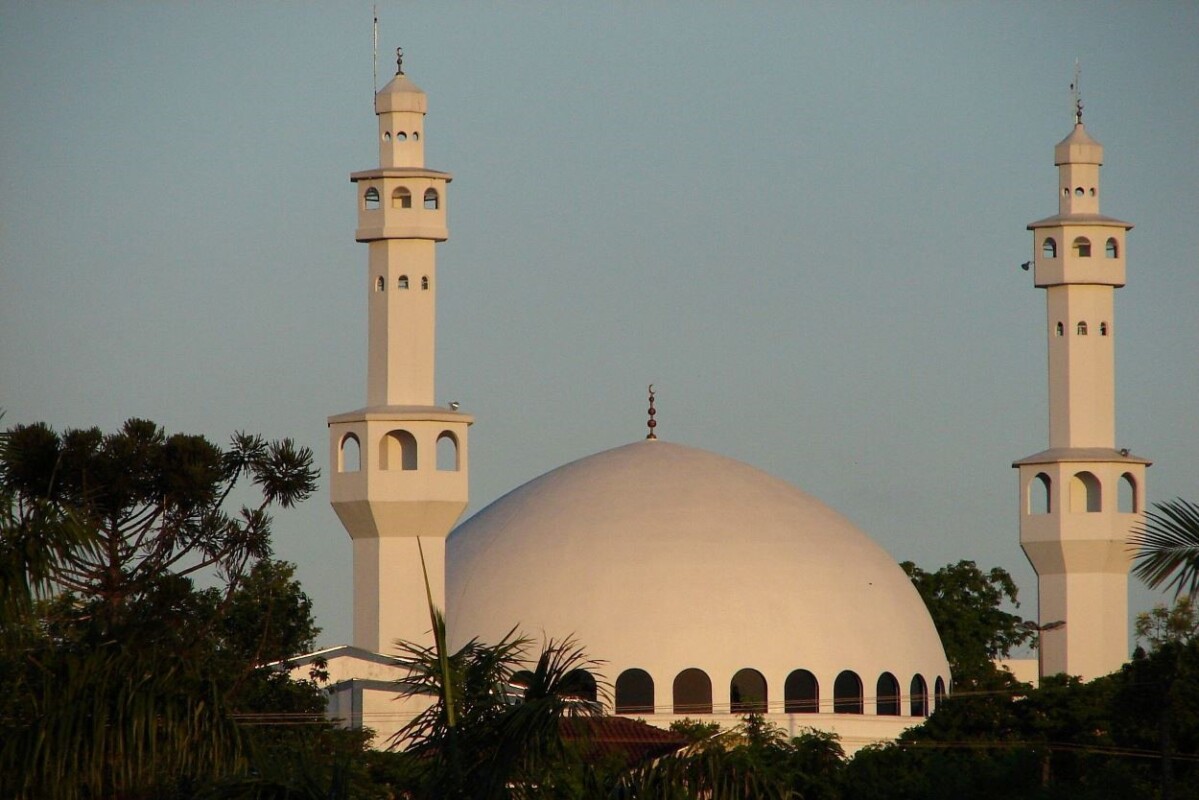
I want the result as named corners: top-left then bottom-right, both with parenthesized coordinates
top-left (3, 3), bottom-right (1197, 649)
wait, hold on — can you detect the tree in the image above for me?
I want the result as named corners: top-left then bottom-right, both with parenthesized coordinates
top-left (1131, 499), bottom-right (1199, 599)
top-left (390, 614), bottom-right (607, 799)
top-left (902, 560), bottom-right (1033, 688)
top-left (0, 418), bottom-right (320, 800)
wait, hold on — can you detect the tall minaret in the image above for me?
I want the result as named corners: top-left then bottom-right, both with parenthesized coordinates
top-left (328, 50), bottom-right (471, 654)
top-left (1014, 95), bottom-right (1149, 681)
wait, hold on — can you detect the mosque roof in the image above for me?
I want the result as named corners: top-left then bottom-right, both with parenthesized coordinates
top-left (446, 440), bottom-right (949, 701)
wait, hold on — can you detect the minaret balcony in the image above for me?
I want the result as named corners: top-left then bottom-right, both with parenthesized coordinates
top-left (353, 168), bottom-right (450, 241)
top-left (1029, 222), bottom-right (1128, 288)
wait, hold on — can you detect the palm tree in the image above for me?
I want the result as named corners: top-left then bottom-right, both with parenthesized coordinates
top-left (389, 614), bottom-right (605, 799)
top-left (1131, 499), bottom-right (1199, 598)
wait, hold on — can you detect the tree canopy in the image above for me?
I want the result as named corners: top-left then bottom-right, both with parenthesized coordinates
top-left (901, 560), bottom-right (1033, 688)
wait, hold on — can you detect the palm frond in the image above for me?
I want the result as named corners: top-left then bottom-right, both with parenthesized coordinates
top-left (1131, 498), bottom-right (1199, 597)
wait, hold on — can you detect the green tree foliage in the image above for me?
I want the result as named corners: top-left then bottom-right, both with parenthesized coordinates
top-left (902, 560), bottom-right (1033, 688)
top-left (0, 418), bottom-right (328, 800)
top-left (391, 615), bottom-right (607, 799)
top-left (1136, 596), bottom-right (1199, 651)
top-left (1132, 499), bottom-right (1199, 599)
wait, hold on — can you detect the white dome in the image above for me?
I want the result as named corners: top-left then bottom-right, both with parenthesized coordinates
top-left (446, 440), bottom-right (949, 719)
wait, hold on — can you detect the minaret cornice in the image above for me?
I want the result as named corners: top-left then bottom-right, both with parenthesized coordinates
top-left (351, 167), bottom-right (452, 183)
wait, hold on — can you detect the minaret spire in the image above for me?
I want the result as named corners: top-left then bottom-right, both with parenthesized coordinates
top-left (1014, 102), bottom-right (1149, 681)
top-left (1070, 60), bottom-right (1083, 124)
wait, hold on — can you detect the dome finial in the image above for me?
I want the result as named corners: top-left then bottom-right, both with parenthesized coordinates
top-left (645, 384), bottom-right (658, 440)
top-left (396, 46), bottom-right (404, 76)
top-left (1070, 59), bottom-right (1083, 124)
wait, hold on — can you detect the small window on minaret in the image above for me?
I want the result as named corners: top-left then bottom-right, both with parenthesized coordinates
top-left (1055, 322), bottom-right (1064, 337)
top-left (437, 431), bottom-right (459, 471)
top-left (383, 131), bottom-right (391, 142)
top-left (1042, 238), bottom-right (1057, 258)
top-left (398, 275), bottom-right (409, 290)
top-left (364, 187), bottom-right (380, 210)
top-left (339, 434), bottom-right (361, 473)
top-left (1100, 322), bottom-right (1109, 336)
top-left (1105, 238), bottom-right (1118, 258)
top-left (397, 131), bottom-right (407, 141)
top-left (1119, 473), bottom-right (1138, 513)
top-left (1077, 321), bottom-right (1088, 336)
top-left (421, 276), bottom-right (429, 290)
top-left (412, 131), bottom-right (420, 141)
top-left (424, 189), bottom-right (439, 210)
top-left (1030, 473), bottom-right (1052, 514)
top-left (1089, 188), bottom-right (1096, 196)
top-left (1074, 187), bottom-right (1084, 197)
top-left (393, 187), bottom-right (412, 209)
top-left (375, 276), bottom-right (385, 292)
top-left (1073, 237), bottom-right (1091, 257)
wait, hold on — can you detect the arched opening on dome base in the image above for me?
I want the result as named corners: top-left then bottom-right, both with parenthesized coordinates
top-left (934, 677), bottom-right (946, 710)
top-left (730, 668), bottom-right (767, 714)
top-left (392, 186), bottom-right (412, 209)
top-left (910, 674), bottom-right (928, 717)
top-left (338, 434), bottom-right (360, 473)
top-left (833, 671), bottom-right (863, 714)
top-left (1070, 471), bottom-right (1101, 513)
top-left (436, 431), bottom-right (460, 471)
top-left (615, 669), bottom-right (654, 714)
top-left (876, 672), bottom-right (901, 716)
top-left (1029, 473), bottom-right (1052, 515)
top-left (673, 668), bottom-right (712, 715)
top-left (380, 430), bottom-right (418, 471)
top-left (784, 669), bottom-right (819, 713)
top-left (508, 670), bottom-right (535, 703)
top-left (561, 669), bottom-right (598, 703)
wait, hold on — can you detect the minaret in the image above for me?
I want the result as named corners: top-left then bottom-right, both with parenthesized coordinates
top-left (1014, 95), bottom-right (1149, 681)
top-left (328, 50), bottom-right (471, 653)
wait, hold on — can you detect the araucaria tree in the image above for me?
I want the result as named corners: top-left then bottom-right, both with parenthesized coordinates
top-left (0, 418), bottom-right (320, 800)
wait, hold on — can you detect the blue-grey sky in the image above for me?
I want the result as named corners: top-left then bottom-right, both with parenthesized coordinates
top-left (3, 3), bottom-right (1197, 649)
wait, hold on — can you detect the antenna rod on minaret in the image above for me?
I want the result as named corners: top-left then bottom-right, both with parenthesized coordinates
top-left (372, 6), bottom-right (378, 97)
top-left (1070, 59), bottom-right (1083, 124)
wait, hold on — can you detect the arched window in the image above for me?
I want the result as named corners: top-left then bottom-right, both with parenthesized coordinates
top-left (1074, 187), bottom-right (1084, 197)
top-left (910, 674), bottom-right (928, 717)
top-left (1076, 321), bottom-right (1088, 336)
top-left (784, 669), bottom-right (819, 713)
top-left (833, 671), bottom-right (863, 714)
top-left (339, 434), bottom-right (361, 473)
top-left (1100, 322), bottom-right (1109, 336)
top-left (374, 276), bottom-right (385, 292)
top-left (1106, 238), bottom-right (1119, 258)
top-left (381, 430), bottom-right (418, 471)
top-left (1055, 322), bottom-right (1064, 337)
top-left (1119, 473), bottom-right (1138, 513)
top-left (1073, 236), bottom-right (1092, 257)
top-left (398, 275), bottom-right (409, 290)
top-left (615, 669), bottom-right (654, 714)
top-left (424, 188), bottom-right (439, 210)
top-left (508, 670), bottom-right (535, 703)
top-left (1042, 238), bottom-right (1057, 258)
top-left (1029, 473), bottom-right (1052, 514)
top-left (730, 668), bottom-right (767, 714)
top-left (363, 187), bottom-right (380, 210)
top-left (396, 131), bottom-right (408, 141)
top-left (1070, 471), bottom-right (1102, 513)
top-left (421, 276), bottom-right (430, 290)
top-left (412, 131), bottom-right (420, 141)
top-left (934, 677), bottom-right (946, 709)
top-left (436, 431), bottom-right (459, 471)
top-left (382, 131), bottom-right (391, 142)
top-left (392, 187), bottom-right (412, 209)
top-left (562, 669), bottom-right (597, 702)
top-left (673, 668), bottom-right (712, 715)
top-left (876, 672), bottom-right (901, 716)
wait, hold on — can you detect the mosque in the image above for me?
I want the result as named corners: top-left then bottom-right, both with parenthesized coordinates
top-left (292, 52), bottom-right (1148, 753)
